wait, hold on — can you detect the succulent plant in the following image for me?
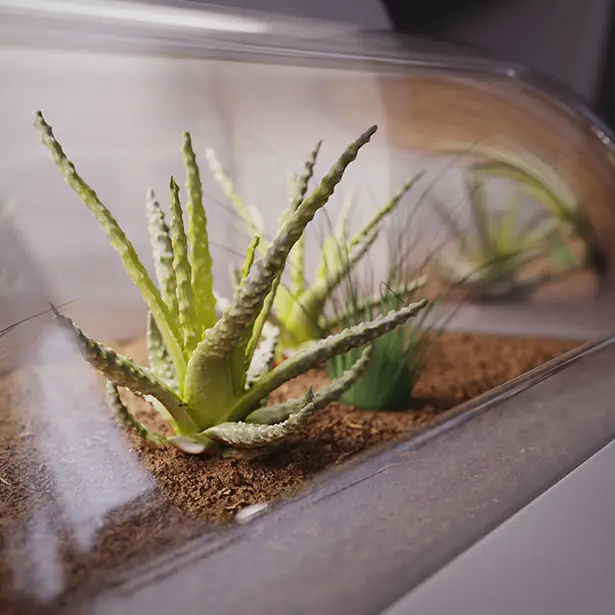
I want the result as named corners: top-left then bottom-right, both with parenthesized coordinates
top-left (205, 145), bottom-right (425, 351)
top-left (433, 147), bottom-right (605, 301)
top-left (35, 113), bottom-right (428, 458)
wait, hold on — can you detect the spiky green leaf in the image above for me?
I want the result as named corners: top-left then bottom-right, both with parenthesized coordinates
top-left (52, 305), bottom-right (197, 434)
top-left (145, 188), bottom-right (179, 320)
top-left (106, 380), bottom-right (168, 446)
top-left (231, 298), bottom-right (427, 420)
top-left (34, 112), bottom-right (185, 380)
top-left (182, 133), bottom-right (217, 332)
top-left (146, 311), bottom-right (178, 391)
top-left (246, 344), bottom-right (371, 424)
top-left (169, 177), bottom-right (199, 355)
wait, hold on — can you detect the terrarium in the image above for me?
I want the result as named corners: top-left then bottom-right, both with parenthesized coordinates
top-left (1, 2), bottom-right (615, 614)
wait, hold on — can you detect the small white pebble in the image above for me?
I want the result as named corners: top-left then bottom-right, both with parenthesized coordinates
top-left (235, 502), bottom-right (268, 523)
top-left (168, 436), bottom-right (206, 455)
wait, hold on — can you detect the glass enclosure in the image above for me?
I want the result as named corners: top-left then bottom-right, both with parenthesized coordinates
top-left (1, 1), bottom-right (615, 611)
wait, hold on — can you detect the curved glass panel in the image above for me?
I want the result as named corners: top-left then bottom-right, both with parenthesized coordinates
top-left (1, 2), bottom-right (614, 612)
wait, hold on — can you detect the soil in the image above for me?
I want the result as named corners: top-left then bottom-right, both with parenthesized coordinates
top-left (0, 331), bottom-right (580, 611)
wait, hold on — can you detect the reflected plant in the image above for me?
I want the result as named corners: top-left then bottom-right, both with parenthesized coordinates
top-left (35, 113), bottom-right (428, 458)
top-left (206, 146), bottom-right (425, 351)
top-left (433, 147), bottom-right (606, 301)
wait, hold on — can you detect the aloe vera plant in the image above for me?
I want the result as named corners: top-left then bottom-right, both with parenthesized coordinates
top-left (434, 147), bottom-right (605, 300)
top-left (206, 145), bottom-right (425, 350)
top-left (35, 113), bottom-right (428, 457)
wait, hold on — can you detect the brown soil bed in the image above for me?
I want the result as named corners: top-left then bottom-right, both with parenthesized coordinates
top-left (0, 331), bottom-right (580, 610)
top-left (127, 331), bottom-right (580, 522)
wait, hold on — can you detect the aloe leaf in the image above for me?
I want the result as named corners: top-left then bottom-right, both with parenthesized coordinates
top-left (245, 271), bottom-right (282, 368)
top-left (319, 197), bottom-right (355, 288)
top-left (243, 395), bottom-right (306, 427)
top-left (205, 147), bottom-right (263, 237)
top-left (288, 140), bottom-right (322, 213)
top-left (298, 228), bottom-right (380, 323)
top-left (191, 126), bottom-right (378, 363)
top-left (182, 133), bottom-right (217, 332)
top-left (34, 112), bottom-right (185, 380)
top-left (146, 188), bottom-right (179, 321)
top-left (246, 344), bottom-right (371, 425)
top-left (315, 172), bottom-right (419, 285)
top-left (169, 177), bottom-right (199, 355)
top-left (232, 298), bottom-right (427, 420)
top-left (244, 323), bottom-right (280, 390)
top-left (204, 388), bottom-right (317, 449)
top-left (52, 306), bottom-right (197, 434)
top-left (327, 227), bottom-right (379, 290)
top-left (289, 234), bottom-right (306, 299)
top-left (285, 140), bottom-right (323, 299)
top-left (316, 193), bottom-right (356, 282)
top-left (106, 380), bottom-right (168, 445)
top-left (184, 126), bottom-right (378, 427)
top-left (271, 281), bottom-right (295, 327)
top-left (146, 311), bottom-right (178, 391)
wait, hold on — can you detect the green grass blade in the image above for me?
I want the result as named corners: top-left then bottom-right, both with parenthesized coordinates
top-left (321, 276), bottom-right (428, 332)
top-left (182, 133), bottom-right (217, 332)
top-left (232, 298), bottom-right (427, 419)
top-left (348, 171), bottom-right (424, 250)
top-left (35, 111), bottom-right (185, 380)
top-left (241, 236), bottom-right (260, 282)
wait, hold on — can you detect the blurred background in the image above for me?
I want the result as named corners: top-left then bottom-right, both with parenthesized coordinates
top-left (2, 0), bottom-right (615, 345)
top-left (187, 0), bottom-right (614, 111)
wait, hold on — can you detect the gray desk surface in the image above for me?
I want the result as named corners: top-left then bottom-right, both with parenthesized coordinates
top-left (384, 435), bottom-right (615, 615)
